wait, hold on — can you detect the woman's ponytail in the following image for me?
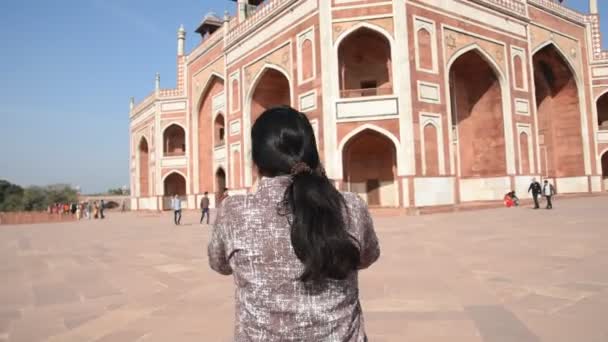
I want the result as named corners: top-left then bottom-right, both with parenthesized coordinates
top-left (252, 106), bottom-right (360, 282)
top-left (284, 166), bottom-right (360, 282)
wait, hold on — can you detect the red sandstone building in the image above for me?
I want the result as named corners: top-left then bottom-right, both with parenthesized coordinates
top-left (129, 0), bottom-right (608, 210)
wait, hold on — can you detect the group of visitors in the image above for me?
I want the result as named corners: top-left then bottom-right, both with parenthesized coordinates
top-left (503, 178), bottom-right (557, 209)
top-left (48, 200), bottom-right (106, 219)
top-left (170, 188), bottom-right (230, 226)
top-left (528, 178), bottom-right (556, 209)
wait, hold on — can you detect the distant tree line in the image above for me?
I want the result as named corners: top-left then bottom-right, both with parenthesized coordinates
top-left (107, 187), bottom-right (130, 196)
top-left (0, 180), bottom-right (78, 212)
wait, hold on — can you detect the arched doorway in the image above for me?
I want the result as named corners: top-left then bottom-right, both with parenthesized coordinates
top-left (214, 114), bottom-right (226, 147)
top-left (251, 68), bottom-right (291, 121)
top-left (449, 49), bottom-right (506, 177)
top-left (198, 76), bottom-right (225, 193)
top-left (215, 168), bottom-right (227, 204)
top-left (602, 151), bottom-right (608, 191)
top-left (164, 173), bottom-right (186, 197)
top-left (163, 172), bottom-right (186, 210)
top-left (342, 129), bottom-right (397, 207)
top-left (533, 44), bottom-right (584, 177)
top-left (249, 67), bottom-right (291, 182)
top-left (338, 27), bottom-right (392, 98)
top-left (138, 137), bottom-right (149, 197)
top-left (163, 124), bottom-right (186, 156)
top-left (597, 92), bottom-right (608, 130)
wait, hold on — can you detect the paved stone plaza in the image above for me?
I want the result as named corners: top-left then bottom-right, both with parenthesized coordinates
top-left (1, 196), bottom-right (607, 342)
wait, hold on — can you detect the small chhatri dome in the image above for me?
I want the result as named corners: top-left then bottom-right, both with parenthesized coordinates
top-left (195, 12), bottom-right (223, 39)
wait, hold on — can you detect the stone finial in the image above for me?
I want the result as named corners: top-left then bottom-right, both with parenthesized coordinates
top-left (590, 0), bottom-right (598, 14)
top-left (224, 10), bottom-right (230, 22)
top-left (155, 73), bottom-right (160, 93)
top-left (129, 97), bottom-right (135, 111)
top-left (177, 24), bottom-right (186, 56)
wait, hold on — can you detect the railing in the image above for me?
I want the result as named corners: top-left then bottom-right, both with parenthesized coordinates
top-left (226, 0), bottom-right (295, 44)
top-left (131, 91), bottom-right (157, 117)
top-left (528, 0), bottom-right (586, 23)
top-left (164, 151), bottom-right (186, 157)
top-left (340, 87), bottom-right (393, 99)
top-left (469, 0), bottom-right (526, 17)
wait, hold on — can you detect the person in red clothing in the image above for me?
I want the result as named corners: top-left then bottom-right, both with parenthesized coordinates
top-left (504, 192), bottom-right (514, 208)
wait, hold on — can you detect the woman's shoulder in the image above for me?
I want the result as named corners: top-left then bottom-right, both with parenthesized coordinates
top-left (220, 194), bottom-right (249, 212)
top-left (340, 191), bottom-right (368, 210)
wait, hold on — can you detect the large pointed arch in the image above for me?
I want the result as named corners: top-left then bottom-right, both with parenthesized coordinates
top-left (162, 122), bottom-right (187, 156)
top-left (195, 72), bottom-right (226, 112)
top-left (446, 44), bottom-right (515, 176)
top-left (335, 22), bottom-right (395, 98)
top-left (532, 41), bottom-right (590, 178)
top-left (340, 126), bottom-right (399, 207)
top-left (446, 44), bottom-right (512, 177)
top-left (137, 135), bottom-right (150, 197)
top-left (195, 73), bottom-right (225, 194)
top-left (242, 64), bottom-right (293, 186)
top-left (601, 149), bottom-right (608, 191)
top-left (337, 124), bottom-right (403, 177)
top-left (162, 170), bottom-right (187, 196)
top-left (447, 43), bottom-right (507, 85)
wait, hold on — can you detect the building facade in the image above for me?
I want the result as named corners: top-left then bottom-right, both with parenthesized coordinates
top-left (129, 0), bottom-right (608, 211)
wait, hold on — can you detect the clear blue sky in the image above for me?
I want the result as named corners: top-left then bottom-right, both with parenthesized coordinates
top-left (0, 0), bottom-right (605, 193)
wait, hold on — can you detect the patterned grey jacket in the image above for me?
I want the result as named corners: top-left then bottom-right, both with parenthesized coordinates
top-left (208, 175), bottom-right (380, 341)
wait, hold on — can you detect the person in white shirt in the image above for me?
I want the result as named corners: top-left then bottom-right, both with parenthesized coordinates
top-left (542, 180), bottom-right (556, 209)
top-left (172, 195), bottom-right (182, 225)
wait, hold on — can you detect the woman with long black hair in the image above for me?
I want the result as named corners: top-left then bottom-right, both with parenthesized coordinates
top-left (208, 106), bottom-right (380, 341)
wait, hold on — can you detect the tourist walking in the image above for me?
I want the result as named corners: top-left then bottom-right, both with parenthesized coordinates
top-left (528, 178), bottom-right (542, 209)
top-left (543, 180), bottom-right (556, 209)
top-left (76, 203), bottom-right (81, 220)
top-left (93, 201), bottom-right (99, 219)
top-left (208, 106), bottom-right (380, 341)
top-left (86, 202), bottom-right (92, 219)
top-left (99, 200), bottom-right (105, 219)
top-left (172, 195), bottom-right (182, 225)
top-left (200, 192), bottom-right (210, 225)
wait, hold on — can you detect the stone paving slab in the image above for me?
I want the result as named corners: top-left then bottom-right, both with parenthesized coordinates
top-left (0, 196), bottom-right (607, 341)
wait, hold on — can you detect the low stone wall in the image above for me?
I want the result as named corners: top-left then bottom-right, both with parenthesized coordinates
top-left (0, 212), bottom-right (76, 225)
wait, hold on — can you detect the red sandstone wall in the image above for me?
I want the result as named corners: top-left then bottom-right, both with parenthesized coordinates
top-left (0, 213), bottom-right (76, 226)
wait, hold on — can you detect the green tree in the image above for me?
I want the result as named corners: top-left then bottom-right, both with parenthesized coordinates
top-left (0, 180), bottom-right (24, 212)
top-left (22, 186), bottom-right (48, 211)
top-left (46, 184), bottom-right (78, 205)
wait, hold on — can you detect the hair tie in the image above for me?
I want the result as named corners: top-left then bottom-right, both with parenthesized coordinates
top-left (291, 162), bottom-right (312, 175)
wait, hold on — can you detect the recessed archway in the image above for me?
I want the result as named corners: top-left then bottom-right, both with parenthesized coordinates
top-left (214, 114), bottom-right (226, 147)
top-left (248, 67), bottom-right (291, 183)
top-left (338, 26), bottom-right (392, 98)
top-left (163, 124), bottom-right (186, 156)
top-left (596, 91), bottom-right (608, 130)
top-left (250, 68), bottom-right (291, 122)
top-left (215, 168), bottom-right (227, 203)
top-left (198, 76), bottom-right (225, 193)
top-left (138, 137), bottom-right (149, 197)
top-left (533, 43), bottom-right (584, 177)
top-left (449, 49), bottom-right (506, 177)
top-left (342, 129), bottom-right (397, 207)
top-left (164, 172), bottom-right (186, 197)
top-left (602, 151), bottom-right (608, 191)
